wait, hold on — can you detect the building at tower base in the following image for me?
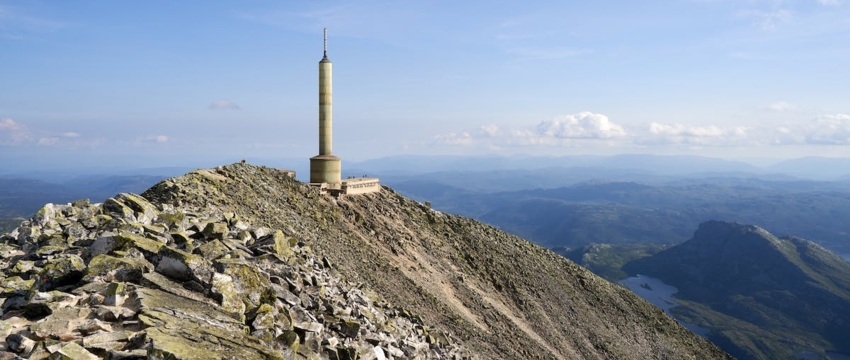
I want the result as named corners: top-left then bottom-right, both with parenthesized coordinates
top-left (310, 154), bottom-right (341, 185)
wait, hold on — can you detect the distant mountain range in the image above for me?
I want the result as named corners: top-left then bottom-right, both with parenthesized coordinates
top-left (624, 221), bottom-right (850, 360)
top-left (389, 178), bottom-right (850, 255)
top-left (0, 175), bottom-right (170, 233)
top-left (349, 154), bottom-right (850, 181)
top-left (5, 154), bottom-right (850, 255)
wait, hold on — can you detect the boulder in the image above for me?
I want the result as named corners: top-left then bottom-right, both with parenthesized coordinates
top-left (114, 234), bottom-right (163, 255)
top-left (113, 193), bottom-right (158, 225)
top-left (213, 259), bottom-right (273, 311)
top-left (84, 254), bottom-right (152, 283)
top-left (36, 255), bottom-right (86, 291)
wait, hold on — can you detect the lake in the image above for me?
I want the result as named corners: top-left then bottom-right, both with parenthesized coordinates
top-left (620, 274), bottom-right (710, 337)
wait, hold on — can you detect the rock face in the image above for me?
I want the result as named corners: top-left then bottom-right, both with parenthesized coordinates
top-left (625, 220), bottom-right (850, 360)
top-left (1, 163), bottom-right (730, 359)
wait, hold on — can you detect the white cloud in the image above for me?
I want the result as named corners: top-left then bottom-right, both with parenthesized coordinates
top-left (536, 112), bottom-right (626, 139)
top-left (435, 113), bottom-right (850, 152)
top-left (641, 122), bottom-right (749, 145)
top-left (435, 112), bottom-right (626, 147)
top-left (434, 132), bottom-right (473, 146)
top-left (817, 0), bottom-right (840, 6)
top-left (766, 101), bottom-right (797, 112)
top-left (1, 119), bottom-right (107, 148)
top-left (208, 100), bottom-right (241, 110)
top-left (0, 118), bottom-right (30, 145)
top-left (0, 118), bottom-right (23, 130)
top-left (773, 114), bottom-right (850, 145)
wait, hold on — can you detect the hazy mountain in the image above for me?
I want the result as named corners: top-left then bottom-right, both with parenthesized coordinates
top-left (350, 154), bottom-right (764, 177)
top-left (0, 179), bottom-right (80, 219)
top-left (624, 221), bottom-right (850, 360)
top-left (0, 166), bottom-right (191, 182)
top-left (396, 180), bottom-right (850, 254)
top-left (558, 243), bottom-right (665, 281)
top-left (60, 175), bottom-right (170, 203)
top-left (769, 157), bottom-right (850, 180)
top-left (0, 174), bottom-right (171, 233)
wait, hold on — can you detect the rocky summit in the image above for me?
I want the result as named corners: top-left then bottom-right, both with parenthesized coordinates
top-left (1, 163), bottom-right (729, 359)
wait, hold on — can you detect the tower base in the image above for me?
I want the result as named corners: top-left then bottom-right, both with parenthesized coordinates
top-left (310, 154), bottom-right (341, 184)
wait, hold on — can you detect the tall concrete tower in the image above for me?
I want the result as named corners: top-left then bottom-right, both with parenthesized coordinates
top-left (310, 28), bottom-right (342, 185)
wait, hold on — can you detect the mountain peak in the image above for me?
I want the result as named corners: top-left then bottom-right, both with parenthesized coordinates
top-left (689, 220), bottom-right (785, 253)
top-left (625, 221), bottom-right (850, 359)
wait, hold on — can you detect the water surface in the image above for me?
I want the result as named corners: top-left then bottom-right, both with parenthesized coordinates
top-left (620, 274), bottom-right (710, 337)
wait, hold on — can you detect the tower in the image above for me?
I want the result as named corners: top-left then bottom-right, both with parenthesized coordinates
top-left (310, 28), bottom-right (342, 185)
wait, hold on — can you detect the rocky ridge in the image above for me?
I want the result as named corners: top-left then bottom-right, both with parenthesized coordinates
top-left (1, 192), bottom-right (463, 359)
top-left (2, 163), bottom-right (731, 359)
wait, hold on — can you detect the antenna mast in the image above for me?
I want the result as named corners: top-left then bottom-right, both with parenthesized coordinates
top-left (323, 28), bottom-right (328, 58)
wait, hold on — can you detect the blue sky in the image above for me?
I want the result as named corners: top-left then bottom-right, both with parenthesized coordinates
top-left (1, 0), bottom-right (849, 170)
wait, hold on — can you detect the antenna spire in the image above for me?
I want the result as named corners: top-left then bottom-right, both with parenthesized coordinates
top-left (323, 28), bottom-right (328, 59)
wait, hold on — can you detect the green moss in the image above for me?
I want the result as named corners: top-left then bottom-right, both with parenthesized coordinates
top-left (146, 328), bottom-right (225, 360)
top-left (84, 254), bottom-right (152, 282)
top-left (114, 233), bottom-right (163, 254)
top-left (1, 276), bottom-right (35, 295)
top-left (276, 331), bottom-right (299, 352)
top-left (38, 255), bottom-right (85, 289)
top-left (271, 230), bottom-right (293, 258)
top-left (214, 259), bottom-right (272, 310)
top-left (193, 239), bottom-right (230, 260)
top-left (106, 282), bottom-right (126, 296)
top-left (202, 222), bottom-right (229, 240)
top-left (102, 198), bottom-right (135, 220)
top-left (159, 213), bottom-right (185, 229)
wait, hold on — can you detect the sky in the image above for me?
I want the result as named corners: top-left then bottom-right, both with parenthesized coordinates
top-left (1, 0), bottom-right (849, 171)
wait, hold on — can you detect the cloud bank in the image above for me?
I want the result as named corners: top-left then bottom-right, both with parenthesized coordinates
top-left (641, 123), bottom-right (748, 146)
top-left (1, 118), bottom-right (102, 148)
top-left (435, 112), bottom-right (626, 147)
top-left (435, 113), bottom-right (850, 150)
top-left (774, 114), bottom-right (850, 145)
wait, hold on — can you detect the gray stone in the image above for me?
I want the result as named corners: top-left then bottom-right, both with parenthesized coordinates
top-left (291, 305), bottom-right (323, 333)
top-left (5, 333), bottom-right (35, 354)
top-left (47, 342), bottom-right (98, 360)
